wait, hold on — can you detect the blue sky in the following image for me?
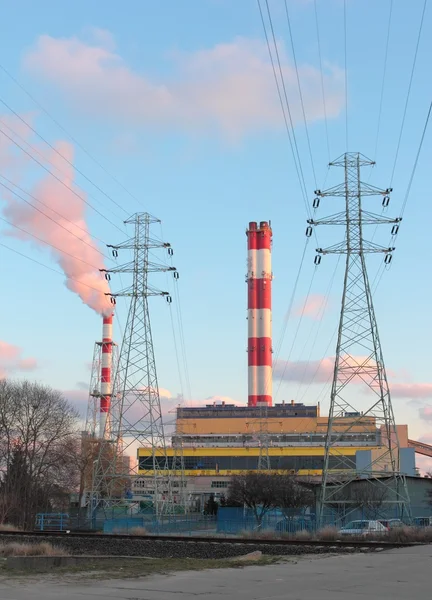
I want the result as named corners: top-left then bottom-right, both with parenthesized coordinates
top-left (0, 0), bottom-right (431, 452)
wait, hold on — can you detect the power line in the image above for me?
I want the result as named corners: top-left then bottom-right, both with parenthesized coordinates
top-left (272, 238), bottom-right (310, 361)
top-left (294, 255), bottom-right (342, 399)
top-left (0, 62), bottom-right (145, 210)
top-left (313, 0), bottom-right (331, 164)
top-left (283, 0), bottom-right (317, 188)
top-left (0, 176), bottom-right (112, 261)
top-left (0, 98), bottom-right (129, 216)
top-left (264, 0), bottom-right (311, 212)
top-left (372, 0), bottom-right (393, 161)
top-left (344, 0), bottom-right (348, 151)
top-left (161, 222), bottom-right (192, 403)
top-left (256, 0), bottom-right (309, 212)
top-left (0, 127), bottom-right (125, 234)
top-left (0, 118), bottom-right (126, 225)
top-left (390, 0), bottom-right (428, 186)
top-left (0, 215), bottom-right (103, 270)
top-left (0, 241), bottom-right (108, 297)
top-left (400, 98), bottom-right (431, 217)
top-left (0, 119), bottom-right (125, 225)
top-left (274, 259), bottom-right (318, 401)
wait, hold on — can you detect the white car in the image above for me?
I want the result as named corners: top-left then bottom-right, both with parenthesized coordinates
top-left (339, 520), bottom-right (388, 537)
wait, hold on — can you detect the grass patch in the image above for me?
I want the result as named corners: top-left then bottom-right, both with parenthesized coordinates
top-left (0, 555), bottom-right (282, 579)
top-left (0, 542), bottom-right (69, 557)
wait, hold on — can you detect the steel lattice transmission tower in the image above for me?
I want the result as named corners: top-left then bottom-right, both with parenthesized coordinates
top-left (309, 153), bottom-right (410, 523)
top-left (92, 212), bottom-right (182, 516)
top-left (257, 405), bottom-right (271, 471)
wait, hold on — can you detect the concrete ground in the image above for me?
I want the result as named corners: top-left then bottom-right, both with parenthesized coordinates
top-left (0, 545), bottom-right (430, 599)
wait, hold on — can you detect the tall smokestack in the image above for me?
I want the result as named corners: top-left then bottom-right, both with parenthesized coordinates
top-left (100, 313), bottom-right (114, 438)
top-left (246, 221), bottom-right (272, 406)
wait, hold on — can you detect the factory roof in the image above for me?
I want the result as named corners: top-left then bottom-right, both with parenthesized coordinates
top-left (177, 401), bottom-right (319, 419)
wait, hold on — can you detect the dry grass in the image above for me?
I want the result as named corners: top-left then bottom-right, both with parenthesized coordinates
top-left (127, 527), bottom-right (149, 536)
top-left (0, 542), bottom-right (69, 557)
top-left (316, 526), bottom-right (339, 541)
top-left (239, 529), bottom-right (279, 540)
top-left (112, 526), bottom-right (149, 536)
top-left (292, 530), bottom-right (313, 541)
top-left (0, 524), bottom-right (21, 532)
top-left (385, 526), bottom-right (432, 544)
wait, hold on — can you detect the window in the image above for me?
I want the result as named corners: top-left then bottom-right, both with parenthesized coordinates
top-left (211, 481), bottom-right (229, 488)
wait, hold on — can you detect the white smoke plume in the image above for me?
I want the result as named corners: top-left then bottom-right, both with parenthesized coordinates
top-left (0, 134), bottom-right (112, 315)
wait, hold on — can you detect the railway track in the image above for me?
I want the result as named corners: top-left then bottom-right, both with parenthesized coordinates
top-left (0, 529), bottom-right (416, 549)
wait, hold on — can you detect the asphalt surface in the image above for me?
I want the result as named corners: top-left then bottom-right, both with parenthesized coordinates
top-left (0, 544), bottom-right (430, 599)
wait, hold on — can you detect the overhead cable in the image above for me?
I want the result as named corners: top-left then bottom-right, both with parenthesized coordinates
top-left (0, 98), bottom-right (129, 216)
top-left (0, 127), bottom-right (125, 234)
top-left (313, 0), bottom-right (331, 164)
top-left (0, 62), bottom-right (145, 210)
top-left (283, 0), bottom-right (317, 188)
top-left (0, 241), bottom-right (108, 297)
top-left (390, 0), bottom-right (428, 186)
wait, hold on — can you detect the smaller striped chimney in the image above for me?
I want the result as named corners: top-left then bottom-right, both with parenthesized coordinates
top-left (100, 313), bottom-right (113, 438)
top-left (246, 221), bottom-right (273, 406)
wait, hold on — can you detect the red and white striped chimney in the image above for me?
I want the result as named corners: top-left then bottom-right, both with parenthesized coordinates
top-left (100, 313), bottom-right (114, 438)
top-left (246, 221), bottom-right (272, 407)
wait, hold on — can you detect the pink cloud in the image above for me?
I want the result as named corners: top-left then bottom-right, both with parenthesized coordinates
top-left (274, 357), bottom-right (432, 401)
top-left (391, 383), bottom-right (432, 399)
top-left (274, 357), bottom-right (333, 384)
top-left (419, 406), bottom-right (432, 422)
top-left (294, 294), bottom-right (329, 319)
top-left (415, 454), bottom-right (432, 476)
top-left (0, 340), bottom-right (38, 378)
top-left (24, 32), bottom-right (344, 139)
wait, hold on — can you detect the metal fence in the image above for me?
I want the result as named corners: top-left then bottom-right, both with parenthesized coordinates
top-left (34, 506), bottom-right (432, 536)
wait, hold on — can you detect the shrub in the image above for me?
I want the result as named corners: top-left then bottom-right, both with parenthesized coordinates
top-left (316, 526), bottom-right (339, 541)
top-left (386, 526), bottom-right (418, 544)
top-left (0, 524), bottom-right (21, 532)
top-left (0, 542), bottom-right (68, 557)
top-left (292, 530), bottom-right (312, 541)
top-left (239, 529), bottom-right (278, 540)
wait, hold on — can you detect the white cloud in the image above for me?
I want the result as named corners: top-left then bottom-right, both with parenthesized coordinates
top-left (24, 32), bottom-right (345, 139)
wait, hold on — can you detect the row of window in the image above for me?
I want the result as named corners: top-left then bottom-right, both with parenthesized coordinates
top-left (139, 455), bottom-right (356, 471)
top-left (173, 433), bottom-right (376, 444)
top-left (210, 481), bottom-right (229, 488)
top-left (177, 408), bottom-right (318, 419)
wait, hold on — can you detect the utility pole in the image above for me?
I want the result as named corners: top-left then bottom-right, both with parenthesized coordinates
top-left (309, 153), bottom-right (410, 523)
top-left (91, 213), bottom-right (182, 516)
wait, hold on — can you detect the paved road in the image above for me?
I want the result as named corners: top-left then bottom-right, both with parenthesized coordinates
top-left (0, 545), bottom-right (430, 599)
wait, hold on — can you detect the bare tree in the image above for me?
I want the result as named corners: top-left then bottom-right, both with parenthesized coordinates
top-left (325, 480), bottom-right (389, 520)
top-left (0, 379), bottom-right (80, 528)
top-left (227, 472), bottom-right (279, 527)
top-left (275, 475), bottom-right (314, 517)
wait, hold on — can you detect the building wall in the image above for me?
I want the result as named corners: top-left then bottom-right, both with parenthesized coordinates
top-left (176, 416), bottom-right (377, 435)
top-left (138, 446), bottom-right (378, 477)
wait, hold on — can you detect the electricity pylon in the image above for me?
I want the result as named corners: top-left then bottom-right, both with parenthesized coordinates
top-left (257, 404), bottom-right (271, 471)
top-left (309, 153), bottom-right (410, 523)
top-left (91, 213), bottom-right (183, 516)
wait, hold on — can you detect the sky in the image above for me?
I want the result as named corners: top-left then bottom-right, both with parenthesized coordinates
top-left (0, 0), bottom-right (431, 467)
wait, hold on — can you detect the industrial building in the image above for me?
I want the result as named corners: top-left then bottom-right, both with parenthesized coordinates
top-left (136, 220), bottom-right (431, 509)
top-left (137, 400), bottom-right (420, 507)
